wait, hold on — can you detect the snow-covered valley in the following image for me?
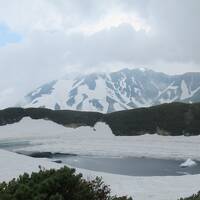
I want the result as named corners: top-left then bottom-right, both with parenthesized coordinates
top-left (0, 118), bottom-right (200, 200)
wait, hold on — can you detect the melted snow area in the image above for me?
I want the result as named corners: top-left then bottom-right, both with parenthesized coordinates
top-left (0, 118), bottom-right (200, 200)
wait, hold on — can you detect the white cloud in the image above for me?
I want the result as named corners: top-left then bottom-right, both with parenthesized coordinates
top-left (74, 12), bottom-right (151, 35)
top-left (0, 0), bottom-right (200, 107)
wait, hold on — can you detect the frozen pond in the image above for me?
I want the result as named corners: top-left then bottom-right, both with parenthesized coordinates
top-left (0, 139), bottom-right (31, 150)
top-left (1, 137), bottom-right (200, 177)
top-left (52, 154), bottom-right (200, 176)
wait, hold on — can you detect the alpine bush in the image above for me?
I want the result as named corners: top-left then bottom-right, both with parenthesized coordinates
top-left (0, 166), bottom-right (132, 200)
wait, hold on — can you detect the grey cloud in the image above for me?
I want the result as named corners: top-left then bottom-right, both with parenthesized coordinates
top-left (0, 0), bottom-right (200, 107)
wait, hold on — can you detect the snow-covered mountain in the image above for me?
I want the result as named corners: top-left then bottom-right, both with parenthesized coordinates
top-left (24, 68), bottom-right (200, 113)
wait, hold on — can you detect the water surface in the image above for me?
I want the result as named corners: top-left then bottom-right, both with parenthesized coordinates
top-left (52, 155), bottom-right (200, 176)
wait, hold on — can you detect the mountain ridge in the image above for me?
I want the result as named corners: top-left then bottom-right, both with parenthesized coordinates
top-left (24, 68), bottom-right (200, 113)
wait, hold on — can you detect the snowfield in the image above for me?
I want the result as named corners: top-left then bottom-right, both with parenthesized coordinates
top-left (0, 117), bottom-right (200, 200)
top-left (0, 149), bottom-right (61, 182)
top-left (0, 117), bottom-right (113, 140)
top-left (2, 118), bottom-right (199, 161)
top-left (0, 149), bottom-right (200, 200)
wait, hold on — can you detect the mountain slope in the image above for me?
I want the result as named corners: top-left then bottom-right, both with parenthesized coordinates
top-left (24, 68), bottom-right (200, 112)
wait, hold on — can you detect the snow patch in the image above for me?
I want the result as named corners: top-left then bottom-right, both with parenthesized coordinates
top-left (0, 117), bottom-right (68, 139)
top-left (138, 67), bottom-right (147, 72)
top-left (180, 159), bottom-right (197, 168)
top-left (0, 117), bottom-right (113, 140)
top-left (180, 80), bottom-right (190, 100)
top-left (0, 149), bottom-right (60, 182)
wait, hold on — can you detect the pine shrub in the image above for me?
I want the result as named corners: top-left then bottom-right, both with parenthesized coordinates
top-left (0, 166), bottom-right (132, 200)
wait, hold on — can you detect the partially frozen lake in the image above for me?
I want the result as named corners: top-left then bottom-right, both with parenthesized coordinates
top-left (1, 118), bottom-right (200, 199)
top-left (0, 139), bottom-right (31, 150)
top-left (52, 154), bottom-right (200, 176)
top-left (1, 139), bottom-right (200, 177)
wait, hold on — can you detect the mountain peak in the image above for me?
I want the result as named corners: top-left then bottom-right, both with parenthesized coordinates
top-left (23, 68), bottom-right (200, 113)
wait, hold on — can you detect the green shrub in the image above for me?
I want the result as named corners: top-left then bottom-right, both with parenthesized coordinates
top-left (0, 167), bottom-right (132, 200)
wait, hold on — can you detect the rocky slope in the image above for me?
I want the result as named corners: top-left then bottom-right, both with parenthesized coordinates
top-left (24, 68), bottom-right (200, 113)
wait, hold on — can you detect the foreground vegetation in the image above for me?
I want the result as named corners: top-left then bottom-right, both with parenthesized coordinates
top-left (0, 166), bottom-right (132, 200)
top-left (0, 165), bottom-right (198, 200)
top-left (0, 102), bottom-right (200, 135)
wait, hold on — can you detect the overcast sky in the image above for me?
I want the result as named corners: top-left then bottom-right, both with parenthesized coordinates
top-left (0, 0), bottom-right (200, 107)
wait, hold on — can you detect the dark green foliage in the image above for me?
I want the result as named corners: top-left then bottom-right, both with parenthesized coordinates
top-left (25, 108), bottom-right (103, 127)
top-left (0, 102), bottom-right (200, 135)
top-left (104, 102), bottom-right (200, 135)
top-left (0, 107), bottom-right (103, 128)
top-left (0, 107), bottom-right (26, 126)
top-left (0, 167), bottom-right (132, 200)
top-left (179, 191), bottom-right (200, 200)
